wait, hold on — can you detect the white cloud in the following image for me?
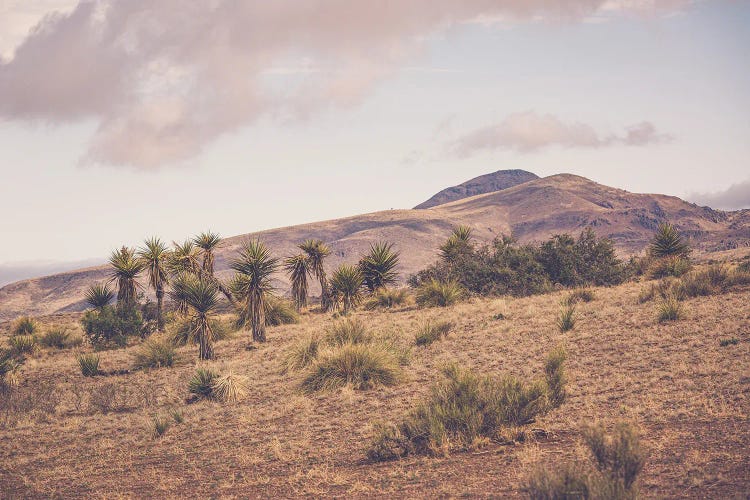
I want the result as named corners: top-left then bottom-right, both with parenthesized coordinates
top-left (687, 179), bottom-right (750, 210)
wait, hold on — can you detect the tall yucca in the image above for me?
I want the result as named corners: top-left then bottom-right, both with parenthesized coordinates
top-left (168, 240), bottom-right (202, 275)
top-left (439, 225), bottom-right (474, 262)
top-left (230, 239), bottom-right (279, 342)
top-left (284, 254), bottom-right (309, 311)
top-left (84, 283), bottom-right (115, 311)
top-left (299, 239), bottom-right (332, 312)
top-left (138, 237), bottom-right (171, 332)
top-left (179, 274), bottom-right (219, 360)
top-left (649, 222), bottom-right (690, 258)
top-left (193, 231), bottom-right (222, 275)
top-left (168, 272), bottom-right (193, 316)
top-left (359, 241), bottom-right (400, 292)
top-left (108, 246), bottom-right (145, 309)
top-left (329, 264), bottom-right (364, 315)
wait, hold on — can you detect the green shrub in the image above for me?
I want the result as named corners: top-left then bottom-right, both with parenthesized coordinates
top-left (188, 368), bottom-right (219, 399)
top-left (283, 335), bottom-right (322, 372)
top-left (325, 318), bottom-right (371, 346)
top-left (657, 296), bottom-right (683, 322)
top-left (10, 316), bottom-right (37, 336)
top-left (265, 297), bottom-right (300, 326)
top-left (648, 255), bottom-right (691, 279)
top-left (132, 336), bottom-right (177, 369)
top-left (80, 305), bottom-right (143, 348)
top-left (557, 304), bottom-right (576, 333)
top-left (364, 288), bottom-right (410, 310)
top-left (415, 320), bottom-right (453, 346)
top-left (301, 343), bottom-right (401, 393)
top-left (415, 279), bottom-right (464, 308)
top-left (367, 353), bottom-right (567, 460)
top-left (77, 353), bottom-right (101, 377)
top-left (8, 335), bottom-right (38, 356)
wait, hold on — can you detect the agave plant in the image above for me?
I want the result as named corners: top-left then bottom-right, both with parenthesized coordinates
top-left (193, 231), bottom-right (222, 275)
top-left (179, 275), bottom-right (220, 360)
top-left (84, 283), bottom-right (115, 311)
top-left (138, 237), bottom-right (171, 332)
top-left (439, 225), bottom-right (474, 262)
top-left (299, 239), bottom-right (332, 312)
top-left (359, 241), bottom-right (400, 292)
top-left (230, 239), bottom-right (279, 342)
top-left (284, 254), bottom-right (309, 311)
top-left (329, 264), bottom-right (364, 315)
top-left (649, 222), bottom-right (690, 258)
top-left (108, 246), bottom-right (145, 309)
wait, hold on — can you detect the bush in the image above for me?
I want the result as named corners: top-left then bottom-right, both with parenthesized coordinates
top-left (188, 368), bottom-right (219, 399)
top-left (364, 288), bottom-right (410, 310)
top-left (81, 305), bottom-right (143, 348)
top-left (367, 352), bottom-right (567, 460)
top-left (8, 335), bottom-right (38, 357)
top-left (415, 279), bottom-right (464, 308)
top-left (415, 320), bottom-right (453, 346)
top-left (132, 336), bottom-right (177, 369)
top-left (0, 350), bottom-right (20, 390)
top-left (525, 463), bottom-right (591, 500)
top-left (283, 335), bottom-right (322, 372)
top-left (648, 255), bottom-right (691, 279)
top-left (39, 327), bottom-right (70, 349)
top-left (566, 288), bottom-right (595, 305)
top-left (10, 316), bottom-right (37, 336)
top-left (325, 318), bottom-right (371, 346)
top-left (679, 265), bottom-right (730, 297)
top-left (88, 382), bottom-right (134, 413)
top-left (265, 297), bottom-right (300, 326)
top-left (657, 295), bottom-right (683, 322)
top-left (584, 422), bottom-right (645, 494)
top-left (557, 304), bottom-right (576, 333)
top-left (638, 278), bottom-right (683, 303)
top-left (301, 343), bottom-right (401, 393)
top-left (211, 372), bottom-right (248, 403)
top-left (77, 353), bottom-right (101, 377)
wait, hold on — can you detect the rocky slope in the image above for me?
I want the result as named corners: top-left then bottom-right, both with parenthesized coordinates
top-left (414, 169), bottom-right (538, 209)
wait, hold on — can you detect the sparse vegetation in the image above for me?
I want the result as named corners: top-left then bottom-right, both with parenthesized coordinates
top-left (10, 316), bottom-right (37, 336)
top-left (657, 295), bottom-right (683, 322)
top-left (415, 279), bottom-right (464, 307)
top-left (132, 336), bottom-right (177, 369)
top-left (415, 320), bottom-right (453, 346)
top-left (363, 287), bottom-right (410, 310)
top-left (301, 342), bottom-right (401, 393)
top-left (264, 297), bottom-right (300, 326)
top-left (557, 303), bottom-right (576, 332)
top-left (77, 353), bottom-right (101, 377)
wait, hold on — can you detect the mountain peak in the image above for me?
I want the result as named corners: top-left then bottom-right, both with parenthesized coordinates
top-left (414, 169), bottom-right (538, 209)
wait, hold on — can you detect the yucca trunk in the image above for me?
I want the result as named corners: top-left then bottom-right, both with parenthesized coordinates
top-left (197, 315), bottom-right (214, 360)
top-left (155, 284), bottom-right (164, 332)
top-left (118, 279), bottom-right (137, 309)
top-left (247, 291), bottom-right (266, 342)
top-left (319, 274), bottom-right (331, 312)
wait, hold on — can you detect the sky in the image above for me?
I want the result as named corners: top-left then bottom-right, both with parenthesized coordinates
top-left (0, 0), bottom-right (748, 284)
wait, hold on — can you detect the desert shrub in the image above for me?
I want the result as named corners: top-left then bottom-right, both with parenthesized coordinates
top-left (39, 327), bottom-right (76, 349)
top-left (648, 255), bottom-right (691, 279)
top-left (364, 288), bottom-right (410, 310)
top-left (656, 295), bottom-right (683, 322)
top-left (301, 343), bottom-right (401, 393)
top-left (10, 316), bottom-right (37, 336)
top-left (638, 278), bottom-right (683, 304)
top-left (727, 268), bottom-right (750, 287)
top-left (415, 320), bottom-right (453, 346)
top-left (557, 304), bottom-right (576, 332)
top-left (679, 265), bottom-right (730, 297)
top-left (8, 335), bottom-right (38, 357)
top-left (188, 368), bottom-right (219, 399)
top-left (77, 353), bottom-right (101, 377)
top-left (584, 422), bottom-right (645, 495)
top-left (265, 297), bottom-right (300, 326)
top-left (415, 279), bottom-right (464, 308)
top-left (566, 288), bottom-right (595, 305)
top-left (525, 463), bottom-right (591, 500)
top-left (0, 351), bottom-right (20, 390)
top-left (211, 372), bottom-right (248, 403)
top-left (152, 415), bottom-right (170, 438)
top-left (737, 258), bottom-right (750, 273)
top-left (283, 335), bottom-right (322, 372)
top-left (0, 381), bottom-right (61, 427)
top-left (368, 352), bottom-right (567, 460)
top-left (544, 347), bottom-right (567, 410)
top-left (81, 305), bottom-right (143, 348)
top-left (719, 338), bottom-right (739, 347)
top-left (170, 317), bottom-right (235, 346)
top-left (325, 318), bottom-right (371, 346)
top-left (132, 336), bottom-right (177, 369)
top-left (88, 382), bottom-right (134, 413)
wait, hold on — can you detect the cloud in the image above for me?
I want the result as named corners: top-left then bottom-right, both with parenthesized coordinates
top-left (0, 0), bottom-right (690, 169)
top-left (451, 111), bottom-right (671, 156)
top-left (687, 179), bottom-right (750, 211)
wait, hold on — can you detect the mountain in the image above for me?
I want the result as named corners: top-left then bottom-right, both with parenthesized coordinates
top-left (414, 169), bottom-right (539, 209)
top-left (1, 173), bottom-right (749, 321)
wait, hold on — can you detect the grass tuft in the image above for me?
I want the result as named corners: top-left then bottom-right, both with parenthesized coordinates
top-left (325, 318), bottom-right (371, 346)
top-left (132, 336), bottom-right (177, 369)
top-left (283, 335), bottom-right (322, 372)
top-left (211, 372), bottom-right (248, 403)
top-left (719, 337), bottom-right (739, 347)
top-left (38, 327), bottom-right (82, 349)
top-left (301, 343), bottom-right (401, 393)
top-left (77, 353), bottom-right (101, 377)
top-left (566, 288), bottom-right (596, 305)
top-left (415, 279), bottom-right (464, 308)
top-left (657, 295), bottom-right (683, 322)
top-left (10, 316), bottom-right (37, 336)
top-left (265, 297), bottom-right (300, 326)
top-left (557, 303), bottom-right (576, 332)
top-left (8, 335), bottom-right (39, 356)
top-left (414, 320), bottom-right (453, 346)
top-left (152, 416), bottom-right (170, 438)
top-left (364, 288), bottom-right (410, 310)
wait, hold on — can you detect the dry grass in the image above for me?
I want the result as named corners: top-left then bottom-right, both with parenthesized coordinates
top-left (0, 279), bottom-right (748, 497)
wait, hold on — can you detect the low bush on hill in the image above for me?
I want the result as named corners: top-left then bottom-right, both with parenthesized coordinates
top-left (81, 305), bottom-right (144, 348)
top-left (415, 320), bottom-right (453, 346)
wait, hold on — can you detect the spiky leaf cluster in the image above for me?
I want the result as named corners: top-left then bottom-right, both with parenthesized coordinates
top-left (359, 241), bottom-right (400, 292)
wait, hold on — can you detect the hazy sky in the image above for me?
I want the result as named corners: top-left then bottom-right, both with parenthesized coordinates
top-left (0, 0), bottom-right (748, 270)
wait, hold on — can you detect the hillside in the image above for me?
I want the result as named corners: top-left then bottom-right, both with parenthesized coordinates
top-left (414, 169), bottom-right (539, 209)
top-left (1, 173), bottom-right (749, 320)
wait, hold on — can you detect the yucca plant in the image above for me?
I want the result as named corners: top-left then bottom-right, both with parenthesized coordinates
top-left (193, 231), bottom-right (222, 275)
top-left (649, 222), bottom-right (690, 258)
top-left (439, 225), bottom-right (474, 262)
top-left (415, 279), bottom-right (464, 308)
top-left (168, 240), bottom-right (202, 275)
top-left (11, 316), bottom-right (37, 336)
top-left (299, 239), bottom-right (332, 312)
top-left (283, 253), bottom-right (309, 311)
top-left (188, 368), bottom-right (219, 399)
top-left (211, 372), bottom-right (248, 403)
top-left (558, 303), bottom-right (576, 332)
top-left (77, 353), bottom-right (100, 377)
top-left (138, 237), bottom-right (171, 332)
top-left (108, 246), bottom-right (145, 309)
top-left (329, 264), bottom-right (365, 315)
top-left (84, 283), bottom-right (115, 311)
top-left (230, 239), bottom-right (279, 343)
top-left (179, 275), bottom-right (220, 360)
top-left (9, 335), bottom-right (38, 356)
top-left (359, 241), bottom-right (400, 292)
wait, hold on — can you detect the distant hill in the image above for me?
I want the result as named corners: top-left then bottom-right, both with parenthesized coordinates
top-left (1, 173), bottom-right (749, 320)
top-left (414, 169), bottom-right (538, 209)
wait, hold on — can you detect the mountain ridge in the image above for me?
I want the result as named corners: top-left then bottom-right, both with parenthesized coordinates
top-left (414, 169), bottom-right (538, 209)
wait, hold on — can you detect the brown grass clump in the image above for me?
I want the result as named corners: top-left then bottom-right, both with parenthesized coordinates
top-left (414, 320), bottom-right (453, 346)
top-left (566, 288), bottom-right (596, 305)
top-left (8, 335), bottom-right (39, 357)
top-left (364, 288), bottom-right (410, 310)
top-left (415, 279), bottom-right (464, 308)
top-left (656, 295), bottom-right (683, 323)
top-left (265, 297), bottom-right (300, 326)
top-left (211, 372), bottom-right (249, 403)
top-left (132, 336), bottom-right (178, 369)
top-left (38, 327), bottom-right (82, 349)
top-left (324, 318), bottom-right (371, 346)
top-left (10, 316), bottom-right (38, 336)
top-left (648, 255), bottom-right (691, 279)
top-left (557, 303), bottom-right (576, 332)
top-left (283, 334), bottom-right (322, 372)
top-left (301, 343), bottom-right (401, 393)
